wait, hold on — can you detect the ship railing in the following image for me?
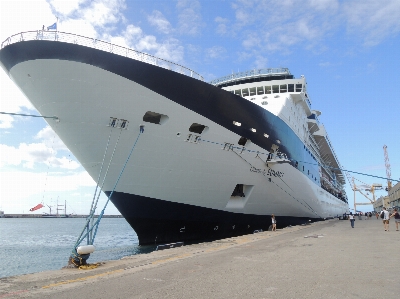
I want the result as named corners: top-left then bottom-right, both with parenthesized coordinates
top-left (1, 30), bottom-right (204, 81)
top-left (210, 68), bottom-right (291, 86)
top-left (300, 92), bottom-right (312, 111)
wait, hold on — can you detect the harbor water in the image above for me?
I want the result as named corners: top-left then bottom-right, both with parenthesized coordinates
top-left (0, 217), bottom-right (155, 278)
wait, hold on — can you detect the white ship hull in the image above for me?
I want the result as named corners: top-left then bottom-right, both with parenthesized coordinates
top-left (0, 36), bottom-right (348, 244)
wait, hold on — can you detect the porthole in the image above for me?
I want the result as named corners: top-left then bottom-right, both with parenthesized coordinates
top-left (261, 101), bottom-right (268, 105)
top-left (233, 121), bottom-right (241, 126)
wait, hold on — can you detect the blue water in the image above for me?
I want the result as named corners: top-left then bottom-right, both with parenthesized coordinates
top-left (0, 218), bottom-right (155, 278)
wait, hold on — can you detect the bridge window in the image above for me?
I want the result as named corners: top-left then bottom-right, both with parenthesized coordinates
top-left (235, 89), bottom-right (241, 96)
top-left (280, 84), bottom-right (287, 93)
top-left (265, 86), bottom-right (271, 94)
top-left (249, 87), bottom-right (256, 96)
top-left (288, 84), bottom-right (294, 92)
top-left (242, 88), bottom-right (249, 97)
top-left (257, 86), bottom-right (264, 95)
top-left (296, 84), bottom-right (302, 92)
top-left (272, 85), bottom-right (279, 93)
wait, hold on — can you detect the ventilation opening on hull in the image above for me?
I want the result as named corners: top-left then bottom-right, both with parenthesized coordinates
top-left (189, 123), bottom-right (208, 134)
top-left (238, 137), bottom-right (251, 146)
top-left (226, 184), bottom-right (254, 209)
top-left (143, 111), bottom-right (169, 125)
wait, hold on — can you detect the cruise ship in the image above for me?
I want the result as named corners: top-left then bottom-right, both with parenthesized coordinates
top-left (0, 31), bottom-right (348, 245)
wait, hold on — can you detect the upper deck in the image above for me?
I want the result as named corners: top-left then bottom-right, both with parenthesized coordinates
top-left (210, 68), bottom-right (294, 88)
top-left (1, 30), bottom-right (204, 82)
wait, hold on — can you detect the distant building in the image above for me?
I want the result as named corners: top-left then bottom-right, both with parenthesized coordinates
top-left (0, 211), bottom-right (4, 218)
top-left (387, 181), bottom-right (400, 207)
top-left (373, 181), bottom-right (400, 211)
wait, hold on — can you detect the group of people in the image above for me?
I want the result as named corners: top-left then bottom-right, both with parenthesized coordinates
top-left (348, 207), bottom-right (400, 231)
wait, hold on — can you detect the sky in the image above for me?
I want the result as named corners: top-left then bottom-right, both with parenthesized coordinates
top-left (0, 0), bottom-right (399, 215)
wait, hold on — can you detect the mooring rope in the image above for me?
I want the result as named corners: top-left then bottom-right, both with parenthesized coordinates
top-left (90, 125), bottom-right (145, 243)
top-left (70, 125), bottom-right (145, 263)
top-left (197, 137), bottom-right (398, 183)
top-left (0, 111), bottom-right (58, 119)
top-left (89, 128), bottom-right (123, 242)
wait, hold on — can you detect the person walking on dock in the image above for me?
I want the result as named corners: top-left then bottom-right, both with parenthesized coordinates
top-left (380, 207), bottom-right (390, 231)
top-left (349, 212), bottom-right (355, 228)
top-left (271, 214), bottom-right (276, 231)
top-left (390, 208), bottom-right (400, 231)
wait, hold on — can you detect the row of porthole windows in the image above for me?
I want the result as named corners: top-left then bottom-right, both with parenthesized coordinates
top-left (300, 165), bottom-right (319, 183)
top-left (143, 111), bottom-right (321, 184)
top-left (230, 83), bottom-right (303, 97)
top-left (142, 111), bottom-right (281, 152)
top-left (304, 145), bottom-right (316, 161)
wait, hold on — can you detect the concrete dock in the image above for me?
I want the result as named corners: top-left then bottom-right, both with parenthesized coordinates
top-left (1, 217), bottom-right (399, 298)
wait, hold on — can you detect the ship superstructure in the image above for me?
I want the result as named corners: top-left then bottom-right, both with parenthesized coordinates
top-left (0, 31), bottom-right (348, 245)
top-left (211, 69), bottom-right (347, 203)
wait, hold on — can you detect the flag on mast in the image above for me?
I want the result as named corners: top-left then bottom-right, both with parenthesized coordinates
top-left (47, 22), bottom-right (57, 30)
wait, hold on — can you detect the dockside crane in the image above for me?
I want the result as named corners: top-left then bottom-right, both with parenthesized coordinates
top-left (350, 177), bottom-right (382, 212)
top-left (383, 145), bottom-right (392, 192)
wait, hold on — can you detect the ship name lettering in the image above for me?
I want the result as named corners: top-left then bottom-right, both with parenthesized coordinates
top-left (267, 169), bottom-right (284, 178)
top-left (250, 167), bottom-right (284, 178)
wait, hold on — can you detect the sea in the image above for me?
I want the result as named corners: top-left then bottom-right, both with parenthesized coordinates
top-left (0, 217), bottom-right (156, 278)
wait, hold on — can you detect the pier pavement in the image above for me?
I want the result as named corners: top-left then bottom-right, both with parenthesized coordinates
top-left (1, 217), bottom-right (398, 299)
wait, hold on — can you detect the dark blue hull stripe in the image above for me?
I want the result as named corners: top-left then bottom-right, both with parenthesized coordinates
top-left (108, 191), bottom-right (316, 245)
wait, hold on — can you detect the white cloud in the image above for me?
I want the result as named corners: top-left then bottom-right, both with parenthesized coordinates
top-left (0, 1), bottom-right (53, 128)
top-left (148, 10), bottom-right (173, 34)
top-left (48, 0), bottom-right (88, 16)
top-left (136, 35), bottom-right (159, 52)
top-left (205, 46), bottom-right (227, 59)
top-left (215, 17), bottom-right (229, 35)
top-left (319, 62), bottom-right (332, 67)
top-left (1, 124), bottom-right (79, 170)
top-left (176, 0), bottom-right (203, 36)
top-left (80, 0), bottom-right (125, 28)
top-left (0, 170), bottom-right (96, 203)
top-left (230, 0), bottom-right (339, 54)
top-left (155, 39), bottom-right (184, 62)
top-left (0, 0), bottom-right (55, 42)
top-left (343, 0), bottom-right (400, 46)
top-left (253, 55), bottom-right (268, 69)
top-left (308, 0), bottom-right (339, 11)
top-left (35, 126), bottom-right (69, 152)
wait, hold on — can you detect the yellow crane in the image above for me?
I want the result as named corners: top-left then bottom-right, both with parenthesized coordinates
top-left (351, 177), bottom-right (382, 212)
